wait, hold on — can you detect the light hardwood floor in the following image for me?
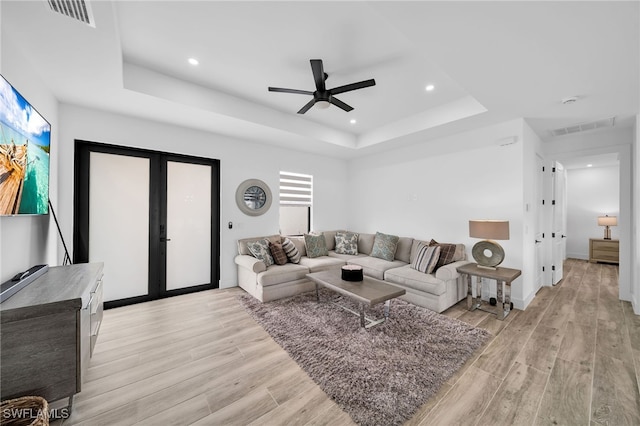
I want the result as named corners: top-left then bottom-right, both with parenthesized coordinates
top-left (55, 259), bottom-right (640, 425)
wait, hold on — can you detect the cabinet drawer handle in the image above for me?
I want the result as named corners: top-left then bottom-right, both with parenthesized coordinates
top-left (84, 294), bottom-right (94, 310)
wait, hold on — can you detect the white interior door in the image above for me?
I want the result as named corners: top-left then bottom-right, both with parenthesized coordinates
top-left (89, 152), bottom-right (150, 302)
top-left (535, 155), bottom-right (544, 291)
top-left (165, 161), bottom-right (211, 291)
top-left (552, 161), bottom-right (567, 285)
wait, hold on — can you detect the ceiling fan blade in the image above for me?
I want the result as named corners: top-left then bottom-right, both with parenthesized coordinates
top-left (310, 59), bottom-right (326, 92)
top-left (297, 98), bottom-right (316, 114)
top-left (329, 97), bottom-right (353, 112)
top-left (329, 79), bottom-right (376, 96)
top-left (268, 87), bottom-right (314, 95)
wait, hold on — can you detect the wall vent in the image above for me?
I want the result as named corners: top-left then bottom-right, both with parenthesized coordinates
top-left (45, 0), bottom-right (95, 27)
top-left (549, 117), bottom-right (616, 138)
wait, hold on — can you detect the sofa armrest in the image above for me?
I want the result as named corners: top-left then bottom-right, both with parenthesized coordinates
top-left (435, 260), bottom-right (472, 281)
top-left (235, 255), bottom-right (266, 273)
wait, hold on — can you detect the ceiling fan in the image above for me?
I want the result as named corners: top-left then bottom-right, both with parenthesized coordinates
top-left (268, 59), bottom-right (376, 114)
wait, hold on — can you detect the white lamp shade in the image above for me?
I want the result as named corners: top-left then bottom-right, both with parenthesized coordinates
top-left (315, 100), bottom-right (330, 109)
top-left (469, 220), bottom-right (510, 240)
top-left (597, 216), bottom-right (617, 226)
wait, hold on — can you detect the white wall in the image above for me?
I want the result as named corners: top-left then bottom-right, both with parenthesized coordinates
top-left (58, 104), bottom-right (349, 288)
top-left (543, 126), bottom-right (634, 303)
top-left (0, 35), bottom-right (58, 282)
top-left (566, 166), bottom-right (620, 259)
top-left (346, 118), bottom-right (537, 309)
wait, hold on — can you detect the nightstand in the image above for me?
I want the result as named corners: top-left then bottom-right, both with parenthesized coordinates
top-left (589, 238), bottom-right (619, 264)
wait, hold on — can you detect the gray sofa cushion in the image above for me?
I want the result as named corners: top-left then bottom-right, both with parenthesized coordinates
top-left (288, 236), bottom-right (307, 257)
top-left (257, 263), bottom-right (310, 287)
top-left (396, 236), bottom-right (413, 263)
top-left (384, 265), bottom-right (447, 295)
top-left (347, 256), bottom-right (408, 280)
top-left (299, 256), bottom-right (346, 272)
top-left (356, 233), bottom-right (375, 254)
top-left (328, 251), bottom-right (368, 261)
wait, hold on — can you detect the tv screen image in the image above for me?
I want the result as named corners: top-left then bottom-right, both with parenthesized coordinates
top-left (0, 75), bottom-right (50, 215)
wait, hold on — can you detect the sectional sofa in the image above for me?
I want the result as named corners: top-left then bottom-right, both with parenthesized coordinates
top-left (235, 230), bottom-right (470, 313)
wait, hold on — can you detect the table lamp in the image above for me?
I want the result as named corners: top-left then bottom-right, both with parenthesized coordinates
top-left (469, 220), bottom-right (510, 269)
top-left (597, 215), bottom-right (617, 240)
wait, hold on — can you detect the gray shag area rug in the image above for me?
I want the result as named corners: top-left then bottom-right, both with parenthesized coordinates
top-left (238, 289), bottom-right (491, 426)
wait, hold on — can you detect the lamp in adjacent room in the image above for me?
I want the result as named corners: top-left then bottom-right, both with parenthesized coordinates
top-left (597, 215), bottom-right (617, 240)
top-left (469, 220), bottom-right (510, 269)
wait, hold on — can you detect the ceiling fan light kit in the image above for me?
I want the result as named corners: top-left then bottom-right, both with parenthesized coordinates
top-left (268, 59), bottom-right (376, 114)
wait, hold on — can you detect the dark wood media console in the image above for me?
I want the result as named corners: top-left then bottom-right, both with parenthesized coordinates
top-left (0, 263), bottom-right (104, 409)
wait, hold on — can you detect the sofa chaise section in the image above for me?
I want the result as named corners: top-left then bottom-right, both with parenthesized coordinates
top-left (235, 234), bottom-right (317, 302)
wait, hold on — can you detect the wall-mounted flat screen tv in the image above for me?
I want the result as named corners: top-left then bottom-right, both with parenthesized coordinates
top-left (0, 74), bottom-right (50, 215)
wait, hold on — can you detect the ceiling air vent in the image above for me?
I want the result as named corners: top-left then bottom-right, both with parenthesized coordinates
top-left (549, 117), bottom-right (616, 137)
top-left (45, 0), bottom-right (95, 27)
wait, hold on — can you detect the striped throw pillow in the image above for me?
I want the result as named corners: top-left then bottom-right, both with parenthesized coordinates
top-left (282, 237), bottom-right (301, 264)
top-left (410, 242), bottom-right (441, 274)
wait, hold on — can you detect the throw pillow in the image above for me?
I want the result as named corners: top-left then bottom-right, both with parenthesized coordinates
top-left (334, 231), bottom-right (359, 255)
top-left (281, 237), bottom-right (301, 264)
top-left (269, 241), bottom-right (288, 265)
top-left (247, 238), bottom-right (274, 267)
top-left (411, 242), bottom-right (441, 274)
top-left (370, 231), bottom-right (399, 262)
top-left (304, 233), bottom-right (328, 258)
top-left (429, 239), bottom-right (457, 271)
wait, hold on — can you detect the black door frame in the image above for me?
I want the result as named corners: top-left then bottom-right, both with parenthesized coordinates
top-left (73, 140), bottom-right (221, 309)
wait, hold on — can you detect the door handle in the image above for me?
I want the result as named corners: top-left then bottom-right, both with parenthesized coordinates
top-left (535, 240), bottom-right (542, 244)
top-left (160, 237), bottom-right (171, 243)
top-left (561, 235), bottom-right (567, 238)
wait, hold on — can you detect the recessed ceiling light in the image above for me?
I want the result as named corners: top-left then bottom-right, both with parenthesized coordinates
top-left (188, 58), bottom-right (199, 66)
top-left (350, 119), bottom-right (357, 124)
top-left (425, 84), bottom-right (435, 91)
top-left (587, 164), bottom-right (593, 167)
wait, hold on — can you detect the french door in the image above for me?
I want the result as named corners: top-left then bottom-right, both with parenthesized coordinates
top-left (73, 141), bottom-right (220, 308)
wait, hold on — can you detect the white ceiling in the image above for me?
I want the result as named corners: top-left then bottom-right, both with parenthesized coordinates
top-left (2, 1), bottom-right (638, 159)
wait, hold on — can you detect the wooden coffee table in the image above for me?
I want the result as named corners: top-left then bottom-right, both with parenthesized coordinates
top-left (306, 269), bottom-right (406, 328)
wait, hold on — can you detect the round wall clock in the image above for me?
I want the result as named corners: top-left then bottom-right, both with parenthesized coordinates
top-left (235, 179), bottom-right (272, 216)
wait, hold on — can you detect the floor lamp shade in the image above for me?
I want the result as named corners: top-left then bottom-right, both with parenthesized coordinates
top-left (469, 220), bottom-right (510, 269)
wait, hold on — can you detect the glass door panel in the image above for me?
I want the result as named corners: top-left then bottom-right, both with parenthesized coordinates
top-left (165, 161), bottom-right (211, 291)
top-left (89, 152), bottom-right (150, 302)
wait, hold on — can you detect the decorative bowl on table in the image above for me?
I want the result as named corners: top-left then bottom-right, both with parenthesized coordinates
top-left (341, 264), bottom-right (363, 282)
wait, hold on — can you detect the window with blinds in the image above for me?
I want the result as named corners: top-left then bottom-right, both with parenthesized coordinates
top-left (279, 171), bottom-right (312, 235)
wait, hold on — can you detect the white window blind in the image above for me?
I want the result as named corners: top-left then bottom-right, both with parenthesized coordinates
top-left (279, 171), bottom-right (312, 207)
